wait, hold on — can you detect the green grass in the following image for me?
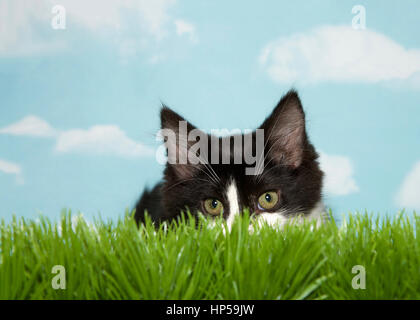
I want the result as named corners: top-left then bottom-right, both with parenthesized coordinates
top-left (0, 211), bottom-right (419, 300)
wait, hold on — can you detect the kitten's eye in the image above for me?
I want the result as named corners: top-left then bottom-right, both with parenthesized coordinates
top-left (203, 199), bottom-right (224, 216)
top-left (257, 191), bottom-right (279, 210)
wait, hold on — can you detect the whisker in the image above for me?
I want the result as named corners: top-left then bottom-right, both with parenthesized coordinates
top-left (197, 150), bottom-right (221, 183)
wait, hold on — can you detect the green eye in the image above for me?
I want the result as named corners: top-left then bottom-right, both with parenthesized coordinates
top-left (257, 191), bottom-right (279, 210)
top-left (203, 199), bottom-right (224, 216)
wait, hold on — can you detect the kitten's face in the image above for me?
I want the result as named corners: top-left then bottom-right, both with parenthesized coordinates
top-left (160, 91), bottom-right (324, 226)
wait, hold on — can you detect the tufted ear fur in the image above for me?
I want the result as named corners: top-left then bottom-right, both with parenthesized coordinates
top-left (160, 106), bottom-right (207, 179)
top-left (259, 90), bottom-right (307, 168)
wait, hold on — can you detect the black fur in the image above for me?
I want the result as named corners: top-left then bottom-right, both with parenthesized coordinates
top-left (135, 90), bottom-right (323, 224)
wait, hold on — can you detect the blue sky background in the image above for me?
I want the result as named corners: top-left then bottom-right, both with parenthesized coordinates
top-left (1, 0), bottom-right (420, 221)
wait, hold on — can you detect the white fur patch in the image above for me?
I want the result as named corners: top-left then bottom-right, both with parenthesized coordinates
top-left (216, 179), bottom-right (326, 233)
top-left (254, 211), bottom-right (289, 228)
top-left (250, 201), bottom-right (326, 231)
top-left (225, 179), bottom-right (240, 230)
top-left (306, 201), bottom-right (327, 226)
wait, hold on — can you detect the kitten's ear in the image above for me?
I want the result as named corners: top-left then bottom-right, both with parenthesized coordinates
top-left (161, 105), bottom-right (195, 132)
top-left (259, 90), bottom-right (307, 168)
top-left (160, 106), bottom-right (205, 179)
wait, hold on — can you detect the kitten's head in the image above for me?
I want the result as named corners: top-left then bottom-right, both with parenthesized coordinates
top-left (160, 90), bottom-right (324, 226)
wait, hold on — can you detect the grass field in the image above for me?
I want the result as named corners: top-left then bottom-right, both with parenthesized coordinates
top-left (0, 211), bottom-right (419, 300)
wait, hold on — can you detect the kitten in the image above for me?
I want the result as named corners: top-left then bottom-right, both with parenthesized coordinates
top-left (135, 90), bottom-right (325, 228)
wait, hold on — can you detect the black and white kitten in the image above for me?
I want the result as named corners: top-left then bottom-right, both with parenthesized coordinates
top-left (135, 90), bottom-right (325, 228)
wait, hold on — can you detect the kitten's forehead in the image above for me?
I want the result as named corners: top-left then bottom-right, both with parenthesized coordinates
top-left (219, 132), bottom-right (257, 157)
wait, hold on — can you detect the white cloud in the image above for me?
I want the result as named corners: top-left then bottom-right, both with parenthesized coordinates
top-left (0, 159), bottom-right (24, 184)
top-left (0, 115), bottom-right (56, 137)
top-left (0, 0), bottom-right (183, 56)
top-left (319, 152), bottom-right (359, 196)
top-left (0, 1), bottom-right (65, 56)
top-left (60, 0), bottom-right (176, 39)
top-left (259, 25), bottom-right (420, 85)
top-left (1, 116), bottom-right (154, 158)
top-left (395, 161), bottom-right (420, 210)
top-left (0, 159), bottom-right (21, 175)
top-left (174, 19), bottom-right (198, 43)
top-left (55, 125), bottom-right (154, 158)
